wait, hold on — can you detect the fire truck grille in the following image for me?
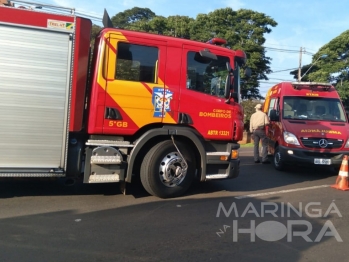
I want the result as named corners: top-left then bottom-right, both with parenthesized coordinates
top-left (300, 137), bottom-right (344, 149)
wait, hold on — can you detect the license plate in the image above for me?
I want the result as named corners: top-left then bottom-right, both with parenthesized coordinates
top-left (314, 158), bottom-right (331, 165)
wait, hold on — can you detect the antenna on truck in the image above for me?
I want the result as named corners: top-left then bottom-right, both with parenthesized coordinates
top-left (102, 8), bottom-right (114, 28)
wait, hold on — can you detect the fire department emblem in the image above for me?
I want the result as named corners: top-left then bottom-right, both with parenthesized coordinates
top-left (152, 87), bottom-right (173, 118)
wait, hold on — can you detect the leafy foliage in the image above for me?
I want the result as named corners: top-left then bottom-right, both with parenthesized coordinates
top-left (90, 24), bottom-right (102, 47)
top-left (290, 30), bottom-right (349, 107)
top-left (111, 7), bottom-right (156, 29)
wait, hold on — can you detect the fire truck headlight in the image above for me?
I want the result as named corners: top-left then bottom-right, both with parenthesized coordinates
top-left (283, 131), bottom-right (300, 146)
top-left (344, 139), bottom-right (349, 148)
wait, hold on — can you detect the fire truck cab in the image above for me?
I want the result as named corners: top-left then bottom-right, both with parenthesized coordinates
top-left (264, 82), bottom-right (349, 171)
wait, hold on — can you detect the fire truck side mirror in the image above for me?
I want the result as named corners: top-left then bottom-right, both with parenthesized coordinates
top-left (231, 92), bottom-right (239, 101)
top-left (244, 67), bottom-right (252, 78)
top-left (224, 75), bottom-right (232, 100)
top-left (224, 74), bottom-right (239, 104)
top-left (224, 61), bottom-right (233, 102)
top-left (226, 61), bottom-right (232, 73)
top-left (269, 109), bottom-right (279, 121)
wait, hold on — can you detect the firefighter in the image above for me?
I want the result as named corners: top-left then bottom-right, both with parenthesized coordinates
top-left (250, 104), bottom-right (270, 164)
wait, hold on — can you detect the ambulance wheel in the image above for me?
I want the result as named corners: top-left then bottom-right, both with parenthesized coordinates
top-left (140, 140), bottom-right (196, 198)
top-left (273, 146), bottom-right (285, 171)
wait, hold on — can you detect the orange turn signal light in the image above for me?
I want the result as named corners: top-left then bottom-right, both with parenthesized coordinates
top-left (231, 150), bottom-right (239, 159)
top-left (220, 155), bottom-right (229, 161)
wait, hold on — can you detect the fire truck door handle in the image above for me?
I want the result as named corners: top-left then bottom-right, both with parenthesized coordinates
top-left (105, 107), bottom-right (122, 120)
top-left (179, 113), bottom-right (193, 124)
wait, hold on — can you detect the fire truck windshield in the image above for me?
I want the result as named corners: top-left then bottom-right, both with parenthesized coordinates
top-left (282, 96), bottom-right (346, 122)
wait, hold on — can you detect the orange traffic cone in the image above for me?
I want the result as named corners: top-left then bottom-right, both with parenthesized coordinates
top-left (331, 155), bottom-right (349, 191)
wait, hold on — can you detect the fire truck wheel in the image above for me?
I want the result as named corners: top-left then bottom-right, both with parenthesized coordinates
top-left (273, 146), bottom-right (285, 171)
top-left (140, 140), bottom-right (196, 198)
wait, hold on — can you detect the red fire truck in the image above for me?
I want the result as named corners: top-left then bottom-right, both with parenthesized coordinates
top-left (0, 1), bottom-right (249, 198)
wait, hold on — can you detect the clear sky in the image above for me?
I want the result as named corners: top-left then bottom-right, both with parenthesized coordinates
top-left (24, 0), bottom-right (349, 97)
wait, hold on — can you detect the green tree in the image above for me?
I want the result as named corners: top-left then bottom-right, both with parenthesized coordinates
top-left (90, 24), bottom-right (102, 47)
top-left (166, 16), bottom-right (194, 38)
top-left (189, 8), bottom-right (277, 99)
top-left (147, 16), bottom-right (168, 35)
top-left (128, 15), bottom-right (195, 37)
top-left (290, 30), bottom-right (349, 106)
top-left (111, 7), bottom-right (156, 29)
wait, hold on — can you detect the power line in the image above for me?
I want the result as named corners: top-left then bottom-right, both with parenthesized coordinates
top-left (267, 78), bottom-right (294, 81)
top-left (246, 79), bottom-right (295, 85)
top-left (265, 47), bottom-right (299, 53)
top-left (259, 81), bottom-right (290, 85)
top-left (264, 46), bottom-right (314, 55)
top-left (264, 43), bottom-right (301, 48)
top-left (264, 43), bottom-right (318, 53)
top-left (268, 68), bottom-right (298, 73)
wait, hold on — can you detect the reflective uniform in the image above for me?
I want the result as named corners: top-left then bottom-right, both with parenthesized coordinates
top-left (250, 110), bottom-right (270, 162)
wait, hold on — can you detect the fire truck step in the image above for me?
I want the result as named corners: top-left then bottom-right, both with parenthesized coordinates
top-left (88, 174), bottom-right (121, 183)
top-left (90, 155), bottom-right (122, 164)
top-left (0, 173), bottom-right (65, 178)
top-left (205, 174), bottom-right (229, 180)
top-left (86, 140), bottom-right (134, 147)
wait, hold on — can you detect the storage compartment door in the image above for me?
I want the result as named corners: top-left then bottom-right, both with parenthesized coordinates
top-left (0, 24), bottom-right (72, 171)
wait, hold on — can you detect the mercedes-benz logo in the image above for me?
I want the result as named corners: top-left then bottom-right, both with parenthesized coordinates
top-left (318, 139), bottom-right (328, 148)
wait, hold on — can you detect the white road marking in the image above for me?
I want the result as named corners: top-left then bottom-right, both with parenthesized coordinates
top-left (235, 185), bottom-right (330, 199)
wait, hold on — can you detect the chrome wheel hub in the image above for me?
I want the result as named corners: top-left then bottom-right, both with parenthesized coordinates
top-left (159, 152), bottom-right (187, 187)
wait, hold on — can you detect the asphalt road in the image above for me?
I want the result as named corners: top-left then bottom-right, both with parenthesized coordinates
top-left (0, 148), bottom-right (348, 262)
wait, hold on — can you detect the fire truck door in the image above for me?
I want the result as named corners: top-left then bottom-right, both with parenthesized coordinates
top-left (103, 35), bottom-right (167, 135)
top-left (179, 45), bottom-right (234, 140)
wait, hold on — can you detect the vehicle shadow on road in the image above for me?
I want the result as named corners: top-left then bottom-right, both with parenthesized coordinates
top-left (185, 154), bottom-right (338, 197)
top-left (0, 194), bottom-right (345, 262)
top-left (0, 177), bottom-right (126, 199)
top-left (0, 154), bottom-right (339, 199)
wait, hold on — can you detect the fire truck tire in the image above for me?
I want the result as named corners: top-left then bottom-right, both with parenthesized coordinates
top-left (273, 146), bottom-right (285, 171)
top-left (140, 140), bottom-right (196, 198)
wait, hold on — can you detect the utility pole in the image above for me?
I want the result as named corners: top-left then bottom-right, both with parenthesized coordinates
top-left (298, 47), bottom-right (303, 82)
